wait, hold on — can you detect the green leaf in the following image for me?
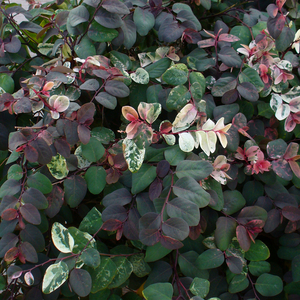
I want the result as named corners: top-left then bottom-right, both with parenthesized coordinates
top-left (64, 175), bottom-right (87, 208)
top-left (162, 64), bottom-right (189, 85)
top-left (222, 190), bottom-right (246, 215)
top-left (228, 274), bottom-right (249, 293)
top-left (275, 27), bottom-right (294, 52)
top-left (144, 243), bottom-right (172, 262)
top-left (230, 26), bottom-right (252, 50)
top-left (51, 222), bottom-right (74, 253)
top-left (68, 227), bottom-right (96, 254)
top-left (173, 177), bottom-right (210, 208)
top-left (244, 240), bottom-right (270, 261)
top-left (47, 154), bottom-right (69, 180)
top-left (0, 74), bottom-right (14, 94)
top-left (69, 268), bottom-right (92, 297)
top-left (145, 58), bottom-right (171, 78)
top-left (248, 261), bottom-right (271, 277)
top-left (80, 248), bottom-right (101, 268)
top-left (130, 68), bottom-right (150, 84)
top-left (164, 145), bottom-right (186, 166)
top-left (27, 172), bottom-right (52, 194)
top-left (167, 198), bottom-right (200, 226)
top-left (255, 274), bottom-right (283, 296)
top-left (88, 21), bottom-right (118, 42)
top-left (131, 164), bottom-right (157, 194)
top-left (292, 254), bottom-right (300, 282)
top-left (79, 207), bottom-right (103, 235)
top-left (178, 251), bottom-right (209, 279)
top-left (190, 72), bottom-right (206, 101)
top-left (166, 85), bottom-right (191, 111)
top-left (7, 164), bottom-right (23, 180)
top-left (239, 68), bottom-right (264, 93)
top-left (190, 277), bottom-right (210, 298)
top-left (176, 160), bottom-right (213, 181)
top-left (85, 166), bottom-right (106, 195)
top-left (42, 261), bottom-right (69, 294)
top-left (90, 257), bottom-right (117, 292)
top-left (196, 249), bottom-right (224, 269)
top-left (74, 36), bottom-right (96, 59)
top-left (81, 137), bottom-right (105, 163)
top-left (215, 217), bottom-right (236, 251)
top-left (143, 282), bottom-right (173, 300)
top-left (258, 102), bottom-right (274, 119)
top-left (0, 275), bottom-right (6, 290)
top-left (133, 7), bottom-right (155, 36)
top-left (128, 253), bottom-right (151, 277)
top-left (108, 257), bottom-right (133, 288)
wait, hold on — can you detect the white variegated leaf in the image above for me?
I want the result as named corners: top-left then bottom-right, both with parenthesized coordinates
top-left (277, 60), bottom-right (293, 72)
top-left (172, 103), bottom-right (197, 133)
top-left (123, 138), bottom-right (145, 172)
top-left (275, 103), bottom-right (290, 121)
top-left (270, 94), bottom-right (282, 112)
top-left (281, 87), bottom-right (300, 103)
top-left (163, 134), bottom-right (176, 145)
top-left (130, 68), bottom-right (149, 85)
top-left (197, 131), bottom-right (210, 156)
top-left (207, 131), bottom-right (217, 153)
top-left (289, 97), bottom-right (300, 113)
top-left (178, 132), bottom-right (194, 152)
top-left (51, 222), bottom-right (74, 253)
top-left (47, 154), bottom-right (69, 179)
top-left (42, 261), bottom-right (69, 294)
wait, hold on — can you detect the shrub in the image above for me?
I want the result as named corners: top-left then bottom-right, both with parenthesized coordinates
top-left (0, 0), bottom-right (300, 299)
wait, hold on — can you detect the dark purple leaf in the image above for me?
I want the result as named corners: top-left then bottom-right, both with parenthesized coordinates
top-left (232, 112), bottom-right (247, 129)
top-left (0, 195), bottom-right (18, 215)
top-left (158, 18), bottom-right (185, 43)
top-left (215, 217), bottom-right (237, 251)
top-left (0, 179), bottom-right (21, 198)
top-left (266, 4), bottom-right (278, 18)
top-left (236, 225), bottom-right (251, 251)
top-left (95, 8), bottom-right (123, 28)
top-left (64, 175), bottom-right (87, 208)
top-left (24, 144), bottom-right (38, 163)
top-left (162, 217), bottom-right (189, 241)
top-left (19, 241), bottom-right (38, 263)
top-left (156, 160), bottom-right (170, 178)
top-left (221, 89), bottom-right (238, 104)
top-left (20, 203), bottom-right (41, 225)
top-left (226, 256), bottom-right (243, 274)
top-left (149, 178), bottom-right (162, 201)
top-left (77, 124), bottom-right (91, 145)
top-left (237, 82), bottom-right (259, 102)
top-left (282, 206), bottom-right (300, 222)
top-left (55, 11), bottom-right (70, 26)
top-left (272, 159), bottom-right (293, 181)
top-left (139, 228), bottom-right (160, 246)
top-left (19, 21), bottom-right (42, 33)
top-left (22, 188), bottom-right (48, 210)
top-left (13, 97), bottom-right (31, 114)
top-left (105, 80), bottom-right (130, 98)
top-left (102, 0), bottom-right (130, 14)
top-left (30, 137), bottom-right (52, 165)
top-left (9, 131), bottom-right (27, 151)
top-left (274, 193), bottom-right (298, 208)
top-left (80, 79), bottom-right (100, 91)
top-left (101, 219), bottom-right (123, 231)
top-left (159, 235), bottom-right (183, 250)
top-left (218, 46), bottom-right (242, 68)
top-left (139, 212), bottom-right (161, 230)
top-left (237, 206), bottom-right (268, 225)
top-left (102, 204), bottom-right (128, 222)
top-left (123, 209), bottom-right (140, 240)
top-left (63, 120), bottom-right (79, 145)
top-left (0, 233), bottom-right (18, 257)
top-left (54, 139), bottom-right (71, 158)
top-left (20, 224), bottom-right (45, 252)
top-left (102, 188), bottom-right (132, 207)
top-left (45, 186), bottom-right (64, 218)
top-left (264, 209), bottom-right (281, 233)
top-left (1, 208), bottom-right (18, 221)
top-left (267, 14), bottom-right (285, 39)
top-left (69, 268), bottom-right (92, 297)
top-left (77, 103), bottom-right (96, 124)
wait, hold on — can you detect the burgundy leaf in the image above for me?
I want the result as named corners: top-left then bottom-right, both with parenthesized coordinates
top-left (282, 206), bottom-right (300, 222)
top-left (236, 225), bottom-right (251, 252)
top-left (159, 235), bottom-right (183, 250)
top-left (101, 219), bottom-right (123, 231)
top-left (149, 178), bottom-right (162, 201)
top-left (226, 256), bottom-right (243, 274)
top-left (19, 203), bottom-right (41, 225)
top-left (156, 160), bottom-right (170, 178)
top-left (77, 103), bottom-right (96, 124)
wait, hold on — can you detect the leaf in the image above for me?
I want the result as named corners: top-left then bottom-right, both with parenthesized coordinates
top-left (95, 8), bottom-right (123, 28)
top-left (237, 82), bottom-right (259, 102)
top-left (255, 274), bottom-right (283, 296)
top-left (120, 19), bottom-right (137, 49)
top-left (42, 261), bottom-right (69, 294)
top-left (20, 224), bottom-right (45, 252)
top-left (158, 18), bottom-right (185, 43)
top-left (172, 103), bottom-right (197, 133)
top-left (64, 175), bottom-right (87, 208)
top-left (176, 160), bottom-right (213, 181)
top-left (162, 217), bottom-right (189, 241)
top-left (237, 206), bottom-right (268, 224)
top-left (108, 257), bottom-right (133, 288)
top-left (105, 80), bottom-right (130, 98)
top-left (130, 68), bottom-right (149, 84)
top-left (267, 14), bottom-right (285, 39)
top-left (215, 217), bottom-right (237, 251)
top-left (80, 248), bottom-right (101, 268)
top-left (267, 139), bottom-right (287, 159)
top-left (173, 177), bottom-right (210, 208)
top-left (27, 172), bottom-right (53, 194)
top-left (22, 188), bottom-right (48, 210)
top-left (167, 198), bottom-right (200, 226)
top-left (68, 227), bottom-right (96, 253)
top-left (0, 179), bottom-right (21, 198)
top-left (162, 64), bottom-right (189, 85)
top-left (179, 132), bottom-right (194, 152)
top-left (44, 186), bottom-right (64, 218)
top-left (19, 241), bottom-right (38, 263)
top-left (47, 154), bottom-right (69, 180)
top-left (24, 271), bottom-right (34, 286)
top-left (133, 7), bottom-right (155, 36)
top-left (226, 256), bottom-right (243, 274)
top-left (0, 233), bottom-right (18, 257)
top-left (80, 79), bottom-right (100, 91)
top-left (228, 274), bottom-right (249, 293)
top-left (79, 207), bottom-right (103, 235)
top-left (190, 277), bottom-right (210, 297)
top-left (123, 138), bottom-right (145, 172)
top-left (222, 190), bottom-right (246, 215)
top-left (85, 166), bottom-right (106, 195)
top-left (196, 249), bottom-right (224, 269)
top-left (81, 137), bottom-right (105, 163)
top-left (7, 164), bottom-right (23, 181)
top-left (145, 58), bottom-right (171, 78)
top-left (88, 21), bottom-right (119, 42)
top-left (275, 27), bottom-right (295, 51)
top-left (89, 257), bottom-right (117, 292)
top-left (20, 203), bottom-right (41, 225)
top-left (131, 164), bottom-right (157, 194)
top-left (143, 282), bottom-right (173, 300)
top-left (282, 206), bottom-right (300, 222)
top-left (102, 0), bottom-right (130, 14)
top-left (138, 102), bottom-right (161, 124)
top-left (189, 72), bottom-right (206, 101)
top-left (248, 261), bottom-right (271, 277)
top-left (144, 243), bottom-right (172, 262)
top-left (51, 222), bottom-right (74, 253)
top-left (69, 268), bottom-right (92, 297)
top-left (218, 46), bottom-right (242, 68)
top-left (292, 254), bottom-right (300, 282)
top-left (245, 240), bottom-right (270, 261)
top-left (212, 76), bottom-right (237, 97)
top-left (68, 5), bottom-right (89, 26)
top-left (129, 253), bottom-right (151, 277)
top-left (74, 36), bottom-right (96, 59)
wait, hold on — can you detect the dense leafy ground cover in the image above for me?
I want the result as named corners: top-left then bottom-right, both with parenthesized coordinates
top-left (1, 0), bottom-right (300, 299)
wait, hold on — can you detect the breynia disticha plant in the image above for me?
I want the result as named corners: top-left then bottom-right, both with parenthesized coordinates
top-left (1, 0), bottom-right (300, 299)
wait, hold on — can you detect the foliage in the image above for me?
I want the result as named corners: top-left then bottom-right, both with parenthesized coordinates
top-left (1, 0), bottom-right (300, 299)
